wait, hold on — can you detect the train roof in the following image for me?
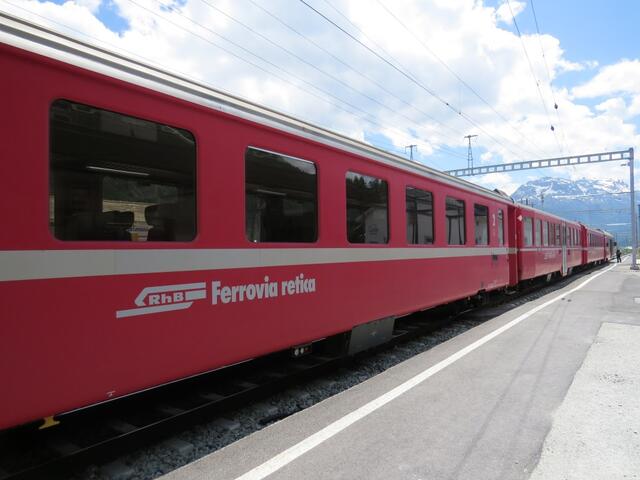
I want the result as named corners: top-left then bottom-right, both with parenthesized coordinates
top-left (0, 12), bottom-right (517, 204)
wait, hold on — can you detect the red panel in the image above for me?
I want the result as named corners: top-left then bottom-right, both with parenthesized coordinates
top-left (0, 255), bottom-right (510, 429)
top-left (0, 43), bottom-right (514, 429)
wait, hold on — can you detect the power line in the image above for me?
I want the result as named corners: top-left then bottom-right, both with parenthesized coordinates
top-left (246, 0), bottom-right (469, 151)
top-left (375, 0), bottom-right (550, 160)
top-left (319, 0), bottom-right (540, 161)
top-left (541, 191), bottom-right (631, 199)
top-left (529, 0), bottom-right (567, 151)
top-left (199, 1), bottom-right (406, 124)
top-left (547, 208), bottom-right (631, 215)
top-left (505, 0), bottom-right (564, 155)
top-left (195, 0), bottom-right (468, 157)
top-left (6, 0), bottom-right (463, 162)
top-left (300, 0), bottom-right (533, 161)
top-left (128, 0), bottom-right (466, 160)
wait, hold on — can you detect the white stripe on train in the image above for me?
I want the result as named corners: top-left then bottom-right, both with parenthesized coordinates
top-left (0, 247), bottom-right (516, 282)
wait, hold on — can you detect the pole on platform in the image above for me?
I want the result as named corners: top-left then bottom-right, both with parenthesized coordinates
top-left (629, 148), bottom-right (639, 270)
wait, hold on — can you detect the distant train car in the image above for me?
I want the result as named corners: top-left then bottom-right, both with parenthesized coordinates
top-left (603, 230), bottom-right (615, 262)
top-left (581, 225), bottom-right (607, 265)
top-left (516, 206), bottom-right (581, 280)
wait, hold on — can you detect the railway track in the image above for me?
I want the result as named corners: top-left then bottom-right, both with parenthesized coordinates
top-left (0, 264), bottom-right (606, 480)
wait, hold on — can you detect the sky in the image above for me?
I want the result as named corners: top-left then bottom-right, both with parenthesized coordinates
top-left (2, 0), bottom-right (639, 194)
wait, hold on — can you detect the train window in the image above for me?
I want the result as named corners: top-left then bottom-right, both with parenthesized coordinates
top-left (534, 219), bottom-right (541, 246)
top-left (445, 197), bottom-right (465, 245)
top-left (556, 224), bottom-right (561, 245)
top-left (245, 148), bottom-right (317, 243)
top-left (542, 221), bottom-right (549, 246)
top-left (49, 99), bottom-right (196, 241)
top-left (497, 209), bottom-right (504, 245)
top-left (474, 204), bottom-right (489, 245)
top-left (346, 172), bottom-right (388, 244)
top-left (406, 187), bottom-right (433, 244)
top-left (523, 217), bottom-right (533, 246)
top-left (548, 223), bottom-right (554, 246)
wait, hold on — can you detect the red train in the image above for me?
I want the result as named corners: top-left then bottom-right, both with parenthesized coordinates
top-left (0, 14), bottom-right (614, 430)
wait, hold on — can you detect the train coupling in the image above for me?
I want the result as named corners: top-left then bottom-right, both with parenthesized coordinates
top-left (38, 416), bottom-right (60, 430)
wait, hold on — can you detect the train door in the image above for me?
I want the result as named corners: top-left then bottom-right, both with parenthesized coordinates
top-left (561, 222), bottom-right (568, 276)
top-left (508, 205), bottom-right (519, 286)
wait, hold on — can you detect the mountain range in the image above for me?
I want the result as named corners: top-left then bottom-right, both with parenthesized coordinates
top-left (510, 177), bottom-right (634, 245)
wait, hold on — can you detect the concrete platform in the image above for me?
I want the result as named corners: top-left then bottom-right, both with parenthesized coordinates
top-left (162, 259), bottom-right (640, 480)
top-left (530, 322), bottom-right (640, 479)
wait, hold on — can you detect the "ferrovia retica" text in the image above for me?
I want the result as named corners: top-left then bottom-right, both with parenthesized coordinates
top-left (211, 274), bottom-right (316, 305)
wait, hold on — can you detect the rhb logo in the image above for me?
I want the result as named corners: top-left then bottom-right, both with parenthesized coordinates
top-left (116, 283), bottom-right (207, 318)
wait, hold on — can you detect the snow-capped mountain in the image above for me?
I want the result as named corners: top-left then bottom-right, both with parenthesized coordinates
top-left (511, 177), bottom-right (632, 245)
top-left (512, 177), bottom-right (628, 202)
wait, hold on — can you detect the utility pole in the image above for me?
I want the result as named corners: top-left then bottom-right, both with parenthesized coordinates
top-left (405, 144), bottom-right (417, 161)
top-left (628, 148), bottom-right (638, 270)
top-left (464, 134), bottom-right (478, 170)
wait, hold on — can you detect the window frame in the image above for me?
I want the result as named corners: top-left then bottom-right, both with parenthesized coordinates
top-left (345, 171), bottom-right (389, 245)
top-left (473, 203), bottom-right (489, 246)
top-left (405, 186), bottom-right (434, 245)
top-left (445, 196), bottom-right (466, 246)
top-left (534, 219), bottom-right (542, 246)
top-left (49, 98), bottom-right (197, 243)
top-left (245, 146), bottom-right (319, 244)
top-left (523, 216), bottom-right (533, 246)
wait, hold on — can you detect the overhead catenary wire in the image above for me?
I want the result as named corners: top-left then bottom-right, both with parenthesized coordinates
top-left (505, 0), bottom-right (564, 155)
top-left (529, 0), bottom-right (568, 152)
top-left (195, 0), bottom-right (470, 153)
top-left (375, 0), bottom-right (551, 160)
top-left (2, 0), bottom-right (461, 161)
top-left (131, 0), bottom-right (469, 161)
top-left (306, 0), bottom-right (537, 162)
top-left (4, 0), bottom-right (540, 165)
top-left (246, 0), bottom-right (470, 149)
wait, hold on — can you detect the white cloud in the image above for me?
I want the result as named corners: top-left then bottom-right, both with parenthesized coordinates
top-left (596, 97), bottom-right (627, 117)
top-left (1, 0), bottom-right (637, 192)
top-left (629, 96), bottom-right (640, 117)
top-left (475, 172), bottom-right (521, 195)
top-left (75, 0), bottom-right (102, 14)
top-left (572, 59), bottom-right (640, 98)
top-left (494, 0), bottom-right (525, 25)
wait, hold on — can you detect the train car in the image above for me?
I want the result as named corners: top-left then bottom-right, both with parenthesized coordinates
top-left (516, 206), bottom-right (581, 281)
top-left (603, 230), bottom-right (615, 262)
top-left (0, 15), bottom-right (517, 430)
top-left (581, 225), bottom-right (607, 265)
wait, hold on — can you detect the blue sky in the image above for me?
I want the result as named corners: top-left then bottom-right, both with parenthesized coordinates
top-left (8, 0), bottom-right (640, 193)
top-left (519, 1), bottom-right (638, 66)
top-left (498, 1), bottom-right (639, 91)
